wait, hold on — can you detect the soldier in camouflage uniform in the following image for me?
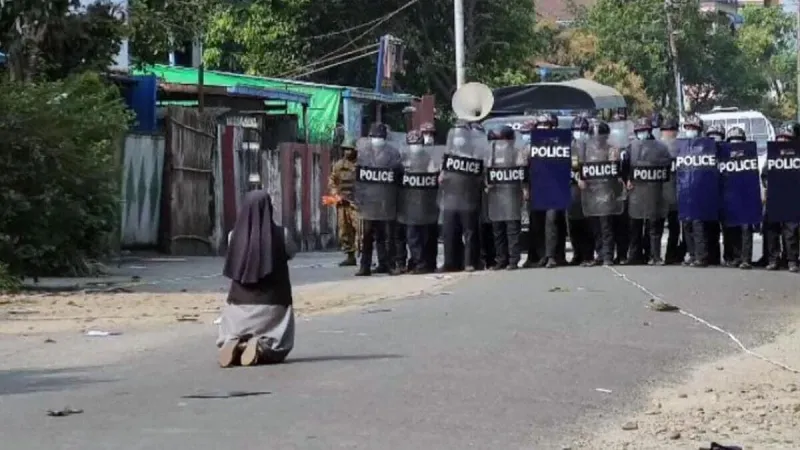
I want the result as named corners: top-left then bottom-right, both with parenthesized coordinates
top-left (328, 138), bottom-right (360, 266)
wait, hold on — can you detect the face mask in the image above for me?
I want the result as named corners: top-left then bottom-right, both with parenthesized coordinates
top-left (661, 131), bottom-right (677, 140)
top-left (371, 137), bottom-right (385, 147)
top-left (422, 135), bottom-right (433, 145)
top-left (453, 137), bottom-right (466, 147)
top-left (728, 138), bottom-right (744, 144)
top-left (536, 126), bottom-right (549, 130)
top-left (651, 129), bottom-right (661, 140)
top-left (409, 144), bottom-right (423, 153)
top-left (709, 135), bottom-right (722, 142)
top-left (572, 131), bottom-right (585, 141)
top-left (636, 131), bottom-right (650, 141)
top-left (684, 130), bottom-right (698, 139)
top-left (522, 134), bottom-right (531, 143)
top-left (778, 137), bottom-right (790, 142)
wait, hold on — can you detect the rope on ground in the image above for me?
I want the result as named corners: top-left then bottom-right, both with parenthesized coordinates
top-left (604, 265), bottom-right (800, 374)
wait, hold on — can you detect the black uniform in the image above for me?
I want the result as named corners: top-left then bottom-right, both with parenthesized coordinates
top-left (567, 116), bottom-right (596, 265)
top-left (763, 122), bottom-right (800, 272)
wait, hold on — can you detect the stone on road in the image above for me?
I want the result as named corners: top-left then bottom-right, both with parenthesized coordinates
top-left (0, 264), bottom-right (798, 450)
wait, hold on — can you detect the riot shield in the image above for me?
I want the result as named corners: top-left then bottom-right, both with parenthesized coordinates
top-left (353, 138), bottom-right (402, 221)
top-left (765, 140), bottom-right (800, 223)
top-left (661, 138), bottom-right (679, 211)
top-left (608, 120), bottom-right (633, 150)
top-left (439, 127), bottom-right (486, 212)
top-left (567, 143), bottom-right (584, 219)
top-left (719, 141), bottom-right (761, 226)
top-left (675, 138), bottom-right (720, 222)
top-left (627, 140), bottom-right (672, 220)
top-left (579, 136), bottom-right (625, 217)
top-left (397, 144), bottom-right (443, 225)
top-left (485, 141), bottom-right (527, 221)
top-left (528, 129), bottom-right (572, 211)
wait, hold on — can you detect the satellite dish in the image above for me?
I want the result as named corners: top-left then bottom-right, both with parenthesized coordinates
top-left (452, 82), bottom-right (494, 122)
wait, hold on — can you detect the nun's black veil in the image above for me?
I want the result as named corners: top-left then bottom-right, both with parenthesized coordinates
top-left (224, 190), bottom-right (275, 284)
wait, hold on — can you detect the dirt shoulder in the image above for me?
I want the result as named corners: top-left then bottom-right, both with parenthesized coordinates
top-left (576, 324), bottom-right (800, 449)
top-left (0, 272), bottom-right (470, 335)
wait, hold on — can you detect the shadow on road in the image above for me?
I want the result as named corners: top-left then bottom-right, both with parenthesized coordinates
top-left (285, 353), bottom-right (405, 365)
top-left (0, 367), bottom-right (114, 396)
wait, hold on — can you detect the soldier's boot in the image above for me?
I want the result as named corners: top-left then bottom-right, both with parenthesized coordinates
top-left (355, 266), bottom-right (372, 276)
top-left (739, 261), bottom-right (752, 270)
top-left (545, 257), bottom-right (557, 269)
top-left (789, 262), bottom-right (799, 273)
top-left (766, 261), bottom-right (779, 271)
top-left (390, 266), bottom-right (405, 276)
top-left (338, 252), bottom-right (357, 267)
top-left (373, 264), bottom-right (390, 274)
top-left (521, 259), bottom-right (537, 268)
top-left (506, 263), bottom-right (519, 270)
top-left (690, 260), bottom-right (708, 268)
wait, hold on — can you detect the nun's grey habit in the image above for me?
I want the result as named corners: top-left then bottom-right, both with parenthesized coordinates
top-left (217, 190), bottom-right (295, 367)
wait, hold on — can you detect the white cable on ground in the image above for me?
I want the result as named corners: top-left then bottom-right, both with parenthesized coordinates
top-left (604, 265), bottom-right (800, 374)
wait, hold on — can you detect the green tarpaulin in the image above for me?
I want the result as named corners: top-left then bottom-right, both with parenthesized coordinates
top-left (134, 64), bottom-right (341, 143)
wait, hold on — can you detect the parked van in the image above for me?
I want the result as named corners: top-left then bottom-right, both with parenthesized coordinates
top-left (697, 107), bottom-right (775, 169)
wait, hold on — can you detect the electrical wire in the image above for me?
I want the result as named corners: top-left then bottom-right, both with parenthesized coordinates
top-left (313, 0), bottom-right (418, 63)
top-left (290, 49), bottom-right (379, 80)
top-left (277, 43), bottom-right (379, 78)
top-left (306, 16), bottom-right (388, 40)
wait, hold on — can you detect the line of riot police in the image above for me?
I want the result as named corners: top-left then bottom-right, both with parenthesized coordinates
top-left (347, 115), bottom-right (800, 275)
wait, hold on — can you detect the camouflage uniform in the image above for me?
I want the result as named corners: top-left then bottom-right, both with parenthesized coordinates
top-left (328, 138), bottom-right (360, 266)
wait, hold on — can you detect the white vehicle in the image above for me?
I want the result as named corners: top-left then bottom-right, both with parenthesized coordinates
top-left (697, 107), bottom-right (775, 170)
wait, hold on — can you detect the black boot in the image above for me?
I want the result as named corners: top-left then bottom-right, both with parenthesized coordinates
top-left (338, 252), bottom-right (357, 267)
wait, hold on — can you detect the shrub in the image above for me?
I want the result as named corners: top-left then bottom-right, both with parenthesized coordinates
top-left (0, 72), bottom-right (132, 278)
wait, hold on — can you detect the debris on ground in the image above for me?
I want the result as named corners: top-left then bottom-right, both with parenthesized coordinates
top-left (648, 298), bottom-right (680, 312)
top-left (47, 407), bottom-right (83, 417)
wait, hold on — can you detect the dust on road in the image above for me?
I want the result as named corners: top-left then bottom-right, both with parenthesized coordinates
top-left (0, 272), bottom-right (474, 335)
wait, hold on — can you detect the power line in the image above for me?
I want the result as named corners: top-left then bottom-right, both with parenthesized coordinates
top-left (307, 16), bottom-right (387, 40)
top-left (277, 43), bottom-right (379, 78)
top-left (315, 0), bottom-right (419, 62)
top-left (290, 49), bottom-right (379, 79)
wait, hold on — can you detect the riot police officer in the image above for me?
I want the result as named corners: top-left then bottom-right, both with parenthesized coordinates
top-left (568, 115), bottom-right (596, 265)
top-left (722, 126), bottom-right (756, 269)
top-left (659, 116), bottom-right (685, 264)
top-left (578, 120), bottom-right (623, 266)
top-left (626, 117), bottom-right (672, 265)
top-left (680, 115), bottom-right (711, 267)
top-left (704, 125), bottom-right (726, 265)
top-left (419, 122), bottom-right (440, 271)
top-left (525, 113), bottom-right (568, 268)
top-left (485, 126), bottom-right (527, 269)
top-left (762, 122), bottom-right (800, 272)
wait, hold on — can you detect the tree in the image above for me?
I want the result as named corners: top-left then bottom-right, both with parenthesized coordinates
top-left (202, 0), bottom-right (543, 106)
top-left (586, 61), bottom-right (654, 116)
top-left (128, 0), bottom-right (214, 66)
top-left (735, 6), bottom-right (797, 120)
top-left (0, 0), bottom-right (125, 81)
top-left (0, 73), bottom-right (132, 278)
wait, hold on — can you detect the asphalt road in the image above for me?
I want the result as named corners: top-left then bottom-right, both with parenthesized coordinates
top-left (2, 256), bottom-right (798, 450)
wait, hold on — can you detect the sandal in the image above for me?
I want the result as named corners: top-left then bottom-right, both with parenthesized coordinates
top-left (240, 338), bottom-right (261, 366)
top-left (218, 338), bottom-right (244, 368)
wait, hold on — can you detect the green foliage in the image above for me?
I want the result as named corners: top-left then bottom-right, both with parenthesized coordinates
top-left (0, 0), bottom-right (125, 81)
top-left (0, 73), bottom-right (132, 277)
top-left (736, 6), bottom-right (797, 120)
top-left (203, 0), bottom-right (309, 76)
top-left (0, 263), bottom-right (22, 294)
top-left (128, 0), bottom-right (214, 66)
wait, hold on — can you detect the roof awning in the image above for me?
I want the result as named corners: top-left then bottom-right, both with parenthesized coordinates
top-left (491, 78), bottom-right (626, 113)
top-left (342, 88), bottom-right (416, 104)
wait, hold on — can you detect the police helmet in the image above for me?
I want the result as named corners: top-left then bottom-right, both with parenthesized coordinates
top-left (520, 120), bottom-right (536, 133)
top-left (726, 127), bottom-right (746, 142)
top-left (633, 117), bottom-right (652, 133)
top-left (406, 130), bottom-right (423, 145)
top-left (368, 122), bottom-right (388, 138)
top-left (683, 115), bottom-right (704, 132)
top-left (589, 120), bottom-right (611, 136)
top-left (660, 117), bottom-right (679, 131)
top-left (777, 121), bottom-right (800, 140)
top-left (650, 112), bottom-right (664, 130)
top-left (534, 113), bottom-right (552, 128)
top-left (419, 122), bottom-right (435, 133)
top-left (497, 125), bottom-right (514, 141)
top-left (571, 116), bottom-right (589, 131)
top-left (705, 124), bottom-right (725, 140)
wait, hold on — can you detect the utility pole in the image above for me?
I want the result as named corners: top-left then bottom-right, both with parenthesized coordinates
top-left (796, 0), bottom-right (799, 122)
top-left (664, 0), bottom-right (683, 119)
top-left (454, 0), bottom-right (466, 88)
